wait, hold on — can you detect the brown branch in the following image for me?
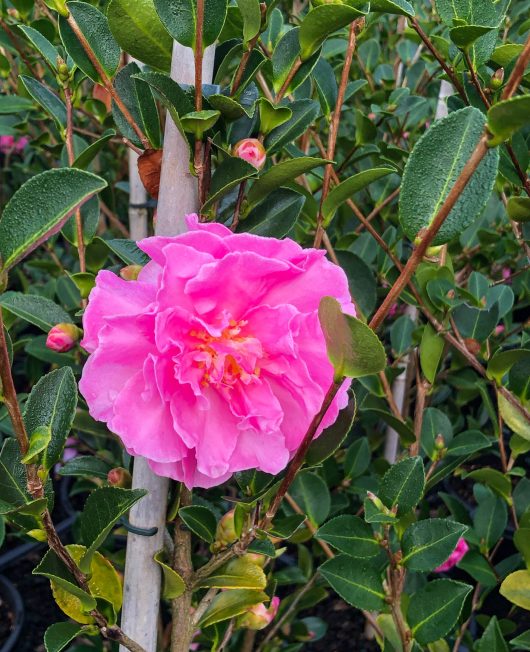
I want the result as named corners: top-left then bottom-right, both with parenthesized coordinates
top-left (502, 32), bottom-right (530, 100)
top-left (275, 58), bottom-right (302, 104)
top-left (171, 487), bottom-right (194, 652)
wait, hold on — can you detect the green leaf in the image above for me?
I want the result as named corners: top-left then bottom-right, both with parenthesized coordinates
top-left (345, 437), bottom-right (371, 479)
top-left (500, 570), bottom-right (530, 610)
top-left (379, 456), bottom-right (425, 515)
top-left (408, 580), bottom-right (472, 645)
top-left (0, 292), bottom-right (72, 331)
top-left (420, 323), bottom-right (445, 384)
top-left (268, 514), bottom-right (306, 539)
top-left (0, 168), bottom-right (106, 271)
top-left (457, 549), bottom-right (497, 587)
top-left (154, 550), bottom-right (186, 598)
top-left (24, 368), bottom-right (78, 472)
top-left (477, 616), bottom-right (509, 652)
top-left (181, 109), bottom-right (220, 138)
top-left (62, 196), bottom-right (100, 247)
top-left (335, 251), bottom-right (377, 318)
top-left (401, 519), bottom-right (467, 571)
top-left (179, 505), bottom-right (217, 543)
top-left (21, 426), bottom-right (51, 465)
top-left (322, 167), bottom-right (395, 226)
top-left (59, 2), bottom-right (120, 82)
top-left (78, 487), bottom-right (147, 573)
top-left (450, 24), bottom-right (495, 48)
top-left (257, 97), bottom-right (292, 134)
top-left (446, 430), bottom-right (491, 457)
top-left (474, 489), bottom-right (507, 550)
top-left (198, 589), bottom-right (268, 627)
top-left (18, 25), bottom-right (60, 72)
top-left (421, 407), bottom-right (453, 458)
top-left (312, 58), bottom-right (337, 117)
top-left (464, 468), bottom-right (512, 502)
top-left (20, 76), bottom-right (66, 131)
top-left (44, 622), bottom-right (86, 652)
top-left (0, 95), bottom-right (34, 114)
top-left (33, 548), bottom-right (97, 612)
top-left (198, 556), bottom-right (267, 590)
top-left (0, 517), bottom-right (5, 549)
top-left (154, 0), bottom-right (228, 49)
top-left (498, 393), bottom-right (530, 442)
top-left (97, 238), bottom-right (149, 266)
top-left (511, 630), bottom-right (530, 650)
top-left (0, 438), bottom-right (31, 511)
top-left (488, 96), bottom-right (530, 145)
top-left (265, 100), bottom-right (319, 153)
top-left (202, 157), bottom-right (258, 211)
top-left (453, 303), bottom-right (499, 340)
top-left (73, 130), bottom-right (116, 170)
top-left (399, 107), bottom-right (499, 246)
top-left (107, 0), bottom-right (172, 71)
top-left (240, 188), bottom-right (304, 238)
top-left (318, 296), bottom-right (386, 380)
top-left (247, 157), bottom-right (328, 207)
top-left (316, 515), bottom-right (380, 558)
top-left (319, 555), bottom-right (386, 611)
top-left (290, 471), bottom-right (330, 526)
top-left (370, 0), bottom-right (414, 16)
top-left (59, 456), bottom-right (113, 480)
top-left (507, 197), bottom-right (530, 222)
top-left (306, 395), bottom-right (356, 466)
top-left (237, 0), bottom-right (261, 44)
top-left (299, 4), bottom-right (369, 61)
top-left (487, 349), bottom-right (530, 383)
top-left (70, 272), bottom-right (96, 299)
top-left (208, 94), bottom-right (253, 121)
top-left (390, 315), bottom-right (415, 355)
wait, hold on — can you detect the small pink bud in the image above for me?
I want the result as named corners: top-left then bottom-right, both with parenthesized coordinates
top-left (238, 597), bottom-right (280, 630)
top-left (495, 324), bottom-right (505, 335)
top-left (0, 135), bottom-right (15, 154)
top-left (435, 537), bottom-right (469, 573)
top-left (46, 323), bottom-right (81, 352)
top-left (233, 138), bottom-right (266, 170)
top-left (120, 264), bottom-right (143, 281)
top-left (108, 467), bottom-right (132, 488)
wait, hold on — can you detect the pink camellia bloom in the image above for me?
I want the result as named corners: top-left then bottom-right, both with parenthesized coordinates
top-left (233, 138), bottom-right (266, 169)
top-left (46, 323), bottom-right (82, 353)
top-left (434, 537), bottom-right (469, 573)
top-left (79, 215), bottom-right (354, 489)
top-left (238, 597), bottom-right (280, 630)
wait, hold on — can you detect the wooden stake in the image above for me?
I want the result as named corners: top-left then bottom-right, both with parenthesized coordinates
top-left (119, 42), bottom-right (215, 652)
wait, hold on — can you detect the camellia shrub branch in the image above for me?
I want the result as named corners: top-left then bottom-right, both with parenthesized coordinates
top-left (0, 0), bottom-right (529, 651)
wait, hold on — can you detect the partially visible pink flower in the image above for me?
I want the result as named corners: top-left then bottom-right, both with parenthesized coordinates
top-left (238, 597), bottom-right (280, 630)
top-left (495, 324), bottom-right (505, 336)
top-left (14, 136), bottom-right (28, 152)
top-left (435, 537), bottom-right (469, 573)
top-left (0, 135), bottom-right (28, 154)
top-left (388, 303), bottom-right (399, 319)
top-left (233, 138), bottom-right (266, 169)
top-left (46, 323), bottom-right (82, 352)
top-left (79, 215), bottom-right (354, 489)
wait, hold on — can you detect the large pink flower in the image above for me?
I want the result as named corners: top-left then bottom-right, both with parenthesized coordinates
top-left (79, 215), bottom-right (354, 488)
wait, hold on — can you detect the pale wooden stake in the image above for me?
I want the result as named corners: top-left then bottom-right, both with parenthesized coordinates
top-left (119, 42), bottom-right (215, 652)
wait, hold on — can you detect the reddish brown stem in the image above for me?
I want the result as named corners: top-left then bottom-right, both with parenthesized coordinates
top-left (502, 32), bottom-right (530, 100)
top-left (275, 58), bottom-right (302, 104)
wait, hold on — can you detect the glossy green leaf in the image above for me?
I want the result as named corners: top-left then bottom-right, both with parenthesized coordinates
top-left (390, 315), bottom-right (415, 355)
top-left (18, 25), bottom-right (60, 72)
top-left (322, 167), bottom-right (395, 225)
top-left (500, 570), bottom-right (530, 611)
top-left (408, 580), bottom-right (472, 644)
top-left (370, 0), bottom-right (414, 16)
top-left (44, 622), bottom-right (87, 652)
top-left (402, 519), bottom-right (467, 571)
top-left (379, 456), bottom-right (425, 515)
top-left (345, 437), bottom-right (371, 479)
top-left (72, 130), bottom-right (116, 170)
top-left (0, 292), bottom-right (72, 331)
top-left (181, 109), bottom-right (220, 138)
top-left (257, 97), bottom-right (292, 134)
top-left (59, 1), bottom-right (121, 82)
top-left (198, 589), bottom-right (268, 627)
top-left (20, 76), bottom-right (66, 130)
top-left (299, 4), bottom-right (369, 61)
top-left (421, 407), bottom-right (453, 458)
top-left (487, 349), bottom-right (530, 383)
top-left (247, 157), bottom-right (328, 206)
top-left (477, 616), bottom-right (509, 652)
top-left (452, 303), bottom-right (499, 340)
top-left (198, 556), bottom-right (267, 590)
top-left (316, 515), bottom-right (380, 558)
top-left (420, 323), bottom-right (445, 384)
top-left (265, 100), bottom-right (319, 153)
top-left (474, 489), bottom-right (507, 550)
top-left (488, 96), bottom-right (530, 145)
top-left (24, 368), bottom-right (77, 472)
top-left (312, 58), bottom-right (337, 116)
top-left (179, 505), bottom-right (217, 543)
top-left (0, 95), bottom-right (34, 114)
top-left (306, 395), bottom-right (356, 466)
top-left (446, 430), bottom-right (491, 457)
top-left (208, 94), bottom-right (253, 121)
top-left (464, 468), bottom-right (511, 502)
top-left (154, 550), bottom-right (186, 598)
top-left (318, 296), bottom-right (386, 380)
top-left (59, 456), bottom-right (113, 480)
top-left (202, 157), bottom-right (258, 211)
top-left (399, 107), bottom-right (499, 245)
top-left (97, 238), bottom-right (149, 266)
top-left (507, 197), bottom-right (530, 223)
top-left (78, 487), bottom-right (147, 572)
top-left (240, 188), bottom-right (304, 238)
top-left (510, 630), bottom-right (530, 650)
top-left (457, 549), bottom-right (497, 587)
top-left (0, 168), bottom-right (106, 271)
top-left (319, 555), bottom-right (386, 611)
top-left (153, 0), bottom-right (228, 49)
top-left (290, 472), bottom-right (330, 526)
top-left (237, 0), bottom-right (261, 43)
top-left (107, 0), bottom-right (172, 71)
top-left (62, 196), bottom-right (100, 247)
top-left (268, 514), bottom-right (306, 539)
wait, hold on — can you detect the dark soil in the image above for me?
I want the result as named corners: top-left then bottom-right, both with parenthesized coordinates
top-left (2, 553), bottom-right (63, 652)
top-left (307, 598), bottom-right (380, 652)
top-left (0, 583), bottom-right (16, 646)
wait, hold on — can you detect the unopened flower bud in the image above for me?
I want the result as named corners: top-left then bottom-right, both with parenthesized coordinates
top-left (238, 597), bottom-right (280, 630)
top-left (233, 138), bottom-right (266, 170)
top-left (434, 434), bottom-right (445, 450)
top-left (464, 338), bottom-right (481, 355)
top-left (120, 265), bottom-right (143, 281)
top-left (107, 467), bottom-right (132, 488)
top-left (211, 509), bottom-right (237, 551)
top-left (46, 323), bottom-right (82, 353)
top-left (366, 491), bottom-right (387, 512)
top-left (489, 68), bottom-right (504, 90)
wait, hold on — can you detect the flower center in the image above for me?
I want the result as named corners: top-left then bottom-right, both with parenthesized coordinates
top-left (189, 320), bottom-right (262, 390)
